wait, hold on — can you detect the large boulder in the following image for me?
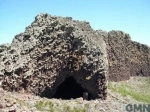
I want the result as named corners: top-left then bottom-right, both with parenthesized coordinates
top-left (0, 13), bottom-right (108, 99)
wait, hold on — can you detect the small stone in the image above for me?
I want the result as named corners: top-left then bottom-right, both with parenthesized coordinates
top-left (31, 107), bottom-right (37, 111)
top-left (0, 81), bottom-right (2, 87)
top-left (0, 103), bottom-right (3, 109)
top-left (6, 103), bottom-right (13, 107)
top-left (0, 88), bottom-right (4, 95)
top-left (8, 109), bottom-right (16, 112)
top-left (76, 97), bottom-right (83, 102)
top-left (21, 106), bottom-right (30, 112)
top-left (83, 92), bottom-right (88, 100)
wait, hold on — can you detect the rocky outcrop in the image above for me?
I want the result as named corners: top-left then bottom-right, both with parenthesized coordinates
top-left (129, 41), bottom-right (150, 76)
top-left (104, 30), bottom-right (150, 81)
top-left (0, 13), bottom-right (149, 100)
top-left (0, 44), bottom-right (11, 81)
top-left (0, 13), bottom-right (108, 99)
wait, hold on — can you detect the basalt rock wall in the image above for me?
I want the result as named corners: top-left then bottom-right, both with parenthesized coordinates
top-left (0, 13), bottom-right (108, 99)
top-left (104, 30), bottom-right (150, 81)
top-left (0, 13), bottom-right (149, 99)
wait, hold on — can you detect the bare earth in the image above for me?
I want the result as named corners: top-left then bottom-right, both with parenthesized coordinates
top-left (0, 76), bottom-right (148, 112)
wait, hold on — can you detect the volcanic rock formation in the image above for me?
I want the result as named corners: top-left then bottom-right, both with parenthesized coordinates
top-left (0, 13), bottom-right (150, 99)
top-left (0, 13), bottom-right (108, 100)
top-left (104, 30), bottom-right (150, 81)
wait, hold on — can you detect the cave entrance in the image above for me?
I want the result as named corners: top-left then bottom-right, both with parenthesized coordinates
top-left (52, 76), bottom-right (85, 100)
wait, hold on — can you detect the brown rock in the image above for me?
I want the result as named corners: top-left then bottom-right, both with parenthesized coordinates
top-left (0, 13), bottom-right (149, 100)
top-left (103, 30), bottom-right (150, 81)
top-left (0, 103), bottom-right (3, 109)
top-left (6, 103), bottom-right (13, 107)
top-left (0, 88), bottom-right (4, 96)
top-left (8, 109), bottom-right (16, 112)
top-left (0, 13), bottom-right (108, 100)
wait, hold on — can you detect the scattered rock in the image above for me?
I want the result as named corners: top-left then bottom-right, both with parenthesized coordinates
top-left (0, 103), bottom-right (3, 109)
top-left (8, 109), bottom-right (16, 112)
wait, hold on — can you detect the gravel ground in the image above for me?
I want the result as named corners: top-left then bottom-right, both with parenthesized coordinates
top-left (1, 76), bottom-right (148, 112)
top-left (0, 86), bottom-right (139, 112)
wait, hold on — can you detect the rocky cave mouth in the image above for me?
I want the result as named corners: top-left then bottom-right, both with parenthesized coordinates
top-left (52, 76), bottom-right (87, 100)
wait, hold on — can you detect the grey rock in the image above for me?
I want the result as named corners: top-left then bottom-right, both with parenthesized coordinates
top-left (0, 13), bottom-right (108, 100)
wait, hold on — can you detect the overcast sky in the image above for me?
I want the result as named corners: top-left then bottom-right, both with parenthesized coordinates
top-left (0, 0), bottom-right (150, 46)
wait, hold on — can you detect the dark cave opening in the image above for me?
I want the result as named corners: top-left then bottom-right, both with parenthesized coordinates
top-left (52, 76), bottom-right (86, 100)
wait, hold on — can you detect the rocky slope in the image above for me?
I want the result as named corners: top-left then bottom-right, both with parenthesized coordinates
top-left (0, 86), bottom-right (138, 112)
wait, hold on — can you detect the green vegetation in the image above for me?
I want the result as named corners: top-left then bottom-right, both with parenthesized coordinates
top-left (35, 100), bottom-right (55, 112)
top-left (15, 99), bottom-right (31, 109)
top-left (108, 77), bottom-right (150, 103)
top-left (35, 100), bottom-right (86, 112)
top-left (64, 105), bottom-right (86, 112)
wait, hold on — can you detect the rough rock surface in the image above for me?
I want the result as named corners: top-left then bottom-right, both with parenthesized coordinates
top-left (0, 13), bottom-right (108, 99)
top-left (104, 30), bottom-right (150, 81)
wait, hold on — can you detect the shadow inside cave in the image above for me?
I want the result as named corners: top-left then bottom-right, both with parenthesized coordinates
top-left (52, 76), bottom-right (86, 100)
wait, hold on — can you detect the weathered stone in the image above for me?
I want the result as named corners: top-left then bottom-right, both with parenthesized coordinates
top-left (0, 13), bottom-right (149, 100)
top-left (0, 103), bottom-right (3, 109)
top-left (8, 109), bottom-right (16, 112)
top-left (0, 13), bottom-right (108, 100)
top-left (104, 30), bottom-right (150, 81)
top-left (83, 92), bottom-right (88, 100)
